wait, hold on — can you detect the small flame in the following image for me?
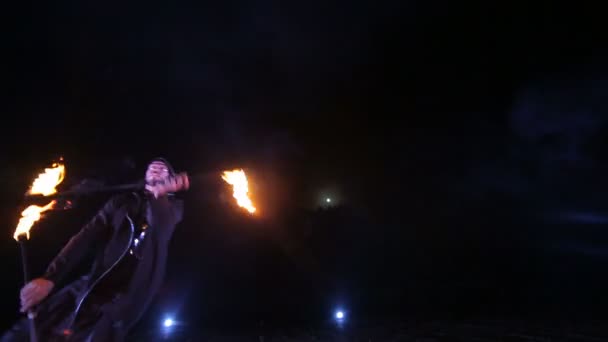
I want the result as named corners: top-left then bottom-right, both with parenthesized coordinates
top-left (221, 169), bottom-right (256, 214)
top-left (14, 201), bottom-right (57, 241)
top-left (28, 162), bottom-right (65, 196)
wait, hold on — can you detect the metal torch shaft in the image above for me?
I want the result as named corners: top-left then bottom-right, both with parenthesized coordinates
top-left (18, 236), bottom-right (38, 342)
top-left (25, 170), bottom-right (216, 201)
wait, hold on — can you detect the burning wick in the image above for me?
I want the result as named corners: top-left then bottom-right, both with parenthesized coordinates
top-left (27, 162), bottom-right (65, 196)
top-left (14, 201), bottom-right (57, 241)
top-left (221, 169), bottom-right (256, 214)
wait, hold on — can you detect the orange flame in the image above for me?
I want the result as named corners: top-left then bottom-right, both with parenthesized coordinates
top-left (14, 201), bottom-right (57, 240)
top-left (221, 169), bottom-right (256, 214)
top-left (27, 162), bottom-right (65, 196)
top-left (14, 162), bottom-right (66, 240)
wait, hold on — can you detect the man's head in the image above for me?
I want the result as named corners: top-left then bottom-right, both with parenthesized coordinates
top-left (145, 157), bottom-right (175, 186)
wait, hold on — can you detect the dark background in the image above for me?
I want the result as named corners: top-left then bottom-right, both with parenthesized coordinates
top-left (2, 0), bottom-right (608, 338)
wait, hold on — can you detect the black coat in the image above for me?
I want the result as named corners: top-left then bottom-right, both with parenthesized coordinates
top-left (38, 191), bottom-right (184, 340)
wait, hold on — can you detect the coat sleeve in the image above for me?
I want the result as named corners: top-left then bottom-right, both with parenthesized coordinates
top-left (42, 196), bottom-right (120, 286)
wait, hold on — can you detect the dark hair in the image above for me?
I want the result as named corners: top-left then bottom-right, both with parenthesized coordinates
top-left (149, 157), bottom-right (176, 176)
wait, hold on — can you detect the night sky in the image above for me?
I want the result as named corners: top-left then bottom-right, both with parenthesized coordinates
top-left (2, 1), bottom-right (608, 338)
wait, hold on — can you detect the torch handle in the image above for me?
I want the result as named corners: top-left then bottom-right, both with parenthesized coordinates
top-left (19, 241), bottom-right (29, 284)
top-left (27, 315), bottom-right (37, 342)
top-left (18, 238), bottom-right (38, 342)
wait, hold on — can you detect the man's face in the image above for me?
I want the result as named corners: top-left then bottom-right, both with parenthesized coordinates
top-left (145, 161), bottom-right (170, 185)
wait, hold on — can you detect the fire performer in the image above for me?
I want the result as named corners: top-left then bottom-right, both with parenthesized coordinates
top-left (1, 158), bottom-right (189, 341)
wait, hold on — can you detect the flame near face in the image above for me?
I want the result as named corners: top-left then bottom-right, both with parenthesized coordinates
top-left (27, 163), bottom-right (65, 196)
top-left (221, 169), bottom-right (256, 214)
top-left (15, 162), bottom-right (66, 241)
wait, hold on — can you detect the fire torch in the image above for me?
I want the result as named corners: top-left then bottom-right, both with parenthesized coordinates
top-left (13, 162), bottom-right (65, 342)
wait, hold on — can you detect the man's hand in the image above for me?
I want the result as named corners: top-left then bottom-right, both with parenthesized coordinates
top-left (20, 278), bottom-right (54, 313)
top-left (146, 172), bottom-right (190, 198)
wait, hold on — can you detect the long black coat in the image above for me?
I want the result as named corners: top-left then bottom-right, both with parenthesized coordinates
top-left (3, 191), bottom-right (183, 341)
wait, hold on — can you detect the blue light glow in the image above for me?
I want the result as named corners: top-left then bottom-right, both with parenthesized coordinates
top-left (163, 318), bottom-right (174, 327)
